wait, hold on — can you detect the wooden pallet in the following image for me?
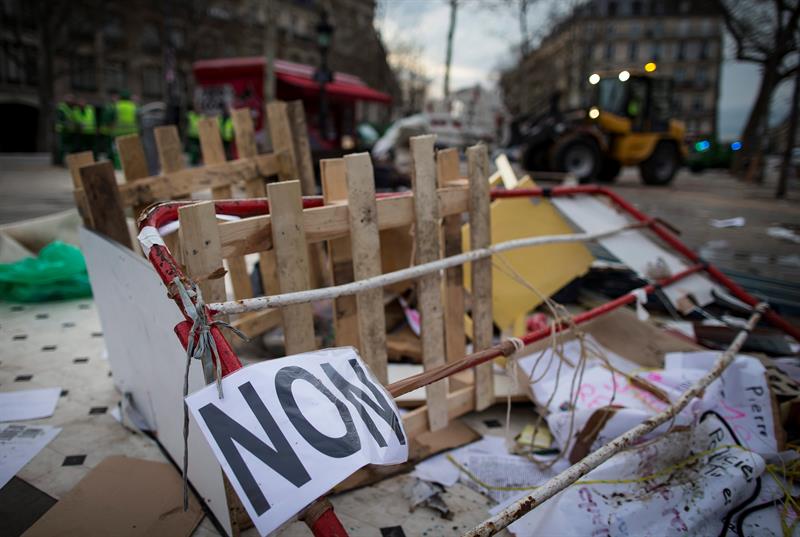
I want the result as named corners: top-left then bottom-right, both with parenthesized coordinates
top-left (176, 135), bottom-right (495, 442)
top-left (65, 101), bottom-right (322, 342)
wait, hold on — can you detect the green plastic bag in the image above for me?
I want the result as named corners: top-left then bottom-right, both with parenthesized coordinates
top-left (0, 241), bottom-right (92, 302)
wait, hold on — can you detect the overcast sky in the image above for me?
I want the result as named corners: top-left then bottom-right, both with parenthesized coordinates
top-left (375, 0), bottom-right (794, 139)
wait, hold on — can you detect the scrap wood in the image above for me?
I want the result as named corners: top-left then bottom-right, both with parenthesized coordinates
top-left (465, 303), bottom-right (767, 537)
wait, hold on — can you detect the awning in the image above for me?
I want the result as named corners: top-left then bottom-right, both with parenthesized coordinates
top-left (277, 73), bottom-right (392, 104)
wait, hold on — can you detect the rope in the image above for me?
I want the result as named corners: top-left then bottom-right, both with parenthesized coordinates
top-left (209, 222), bottom-right (647, 315)
top-left (173, 278), bottom-right (247, 511)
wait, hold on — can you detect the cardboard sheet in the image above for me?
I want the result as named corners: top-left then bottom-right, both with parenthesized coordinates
top-left (462, 177), bottom-right (594, 332)
top-left (0, 388), bottom-right (61, 422)
top-left (22, 456), bottom-right (203, 537)
top-left (551, 195), bottom-right (721, 308)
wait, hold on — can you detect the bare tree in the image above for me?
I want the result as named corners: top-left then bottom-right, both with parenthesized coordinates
top-left (776, 66), bottom-right (800, 198)
top-left (443, 0), bottom-right (458, 98)
top-left (715, 0), bottom-right (800, 181)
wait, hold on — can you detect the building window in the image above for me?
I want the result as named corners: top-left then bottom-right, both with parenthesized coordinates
top-left (70, 55), bottom-right (97, 91)
top-left (650, 42), bottom-right (661, 61)
top-left (141, 23), bottom-right (161, 53)
top-left (629, 41), bottom-right (638, 61)
top-left (608, 1), bottom-right (617, 16)
top-left (700, 40), bottom-right (710, 60)
top-left (605, 43), bottom-right (615, 60)
top-left (675, 67), bottom-right (686, 82)
top-left (677, 41), bottom-right (686, 60)
top-left (104, 60), bottom-right (126, 93)
top-left (632, 1), bottom-right (642, 15)
top-left (692, 96), bottom-right (703, 112)
top-left (696, 68), bottom-right (707, 87)
top-left (142, 65), bottom-right (162, 98)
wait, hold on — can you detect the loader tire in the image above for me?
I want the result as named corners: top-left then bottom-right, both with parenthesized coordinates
top-left (554, 138), bottom-right (601, 183)
top-left (640, 142), bottom-right (680, 186)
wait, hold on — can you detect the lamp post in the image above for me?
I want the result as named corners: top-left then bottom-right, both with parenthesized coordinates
top-left (314, 10), bottom-right (334, 141)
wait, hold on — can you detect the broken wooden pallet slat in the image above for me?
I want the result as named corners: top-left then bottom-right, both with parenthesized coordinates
top-left (178, 201), bottom-right (227, 304)
top-left (217, 187), bottom-right (470, 257)
top-left (410, 134), bottom-right (448, 431)
top-left (268, 180), bottom-right (316, 355)
top-left (437, 148), bottom-right (467, 368)
top-left (65, 151), bottom-right (95, 227)
top-left (116, 134), bottom-right (151, 219)
top-left (79, 161), bottom-right (132, 249)
top-left (321, 158), bottom-right (360, 349)
top-left (467, 144), bottom-right (494, 411)
top-left (345, 152), bottom-right (388, 384)
top-left (198, 116), bottom-right (254, 302)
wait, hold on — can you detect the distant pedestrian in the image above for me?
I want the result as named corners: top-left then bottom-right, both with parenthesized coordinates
top-left (55, 94), bottom-right (78, 164)
top-left (186, 104), bottom-right (201, 165)
top-left (221, 111), bottom-right (234, 159)
top-left (76, 98), bottom-right (97, 155)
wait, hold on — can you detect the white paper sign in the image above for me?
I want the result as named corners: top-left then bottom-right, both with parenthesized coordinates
top-left (185, 347), bottom-right (408, 536)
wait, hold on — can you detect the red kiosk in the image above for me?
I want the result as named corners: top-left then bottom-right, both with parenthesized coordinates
top-left (192, 57), bottom-right (392, 152)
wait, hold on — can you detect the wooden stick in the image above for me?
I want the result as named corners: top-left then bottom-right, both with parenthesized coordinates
top-left (116, 134), bottom-right (151, 218)
top-left (268, 180), bottom-right (316, 354)
top-left (79, 161), bottom-right (132, 249)
top-left (321, 159), bottom-right (360, 348)
top-left (466, 303), bottom-right (768, 537)
top-left (410, 134), bottom-right (448, 431)
top-left (210, 222), bottom-right (641, 315)
top-left (65, 151), bottom-right (95, 226)
top-left (344, 152), bottom-right (388, 384)
top-left (199, 116), bottom-right (254, 302)
top-left (467, 144), bottom-right (494, 410)
top-left (437, 148), bottom-right (466, 367)
top-left (178, 202), bottom-right (227, 304)
top-left (218, 186), bottom-right (469, 257)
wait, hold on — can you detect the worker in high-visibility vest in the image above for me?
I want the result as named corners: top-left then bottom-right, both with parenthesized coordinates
top-left (221, 111), bottom-right (234, 159)
top-left (113, 89), bottom-right (138, 137)
top-left (76, 98), bottom-right (97, 155)
top-left (97, 93), bottom-right (116, 160)
top-left (55, 94), bottom-right (78, 164)
top-left (186, 106), bottom-right (201, 165)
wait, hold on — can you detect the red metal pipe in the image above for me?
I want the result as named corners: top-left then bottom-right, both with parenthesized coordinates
top-left (488, 186), bottom-right (800, 342)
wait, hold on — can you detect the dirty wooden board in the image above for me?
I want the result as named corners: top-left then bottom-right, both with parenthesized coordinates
top-left (345, 152), bottom-right (388, 384)
top-left (410, 135), bottom-right (448, 431)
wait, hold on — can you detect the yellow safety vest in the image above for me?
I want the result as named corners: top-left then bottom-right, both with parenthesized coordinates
top-left (187, 111), bottom-right (201, 140)
top-left (115, 100), bottom-right (138, 136)
top-left (221, 117), bottom-right (234, 142)
top-left (56, 102), bottom-right (74, 133)
top-left (78, 105), bottom-right (96, 134)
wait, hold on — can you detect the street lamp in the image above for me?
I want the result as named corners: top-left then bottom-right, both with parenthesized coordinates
top-left (314, 10), bottom-right (334, 141)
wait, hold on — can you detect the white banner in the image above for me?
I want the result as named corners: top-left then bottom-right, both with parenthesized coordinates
top-left (186, 347), bottom-right (408, 536)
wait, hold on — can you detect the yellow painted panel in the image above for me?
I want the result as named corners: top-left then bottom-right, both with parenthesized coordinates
top-left (463, 177), bottom-right (594, 332)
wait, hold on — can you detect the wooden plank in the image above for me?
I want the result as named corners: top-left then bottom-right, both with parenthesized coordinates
top-left (217, 186), bottom-right (469, 257)
top-left (344, 153), bottom-right (388, 384)
top-left (402, 385), bottom-right (474, 439)
top-left (116, 134), bottom-right (151, 219)
top-left (267, 180), bottom-right (315, 354)
top-left (437, 148), bottom-right (466, 368)
top-left (65, 151), bottom-right (95, 226)
top-left (409, 134), bottom-right (448, 431)
top-left (232, 108), bottom-right (280, 297)
top-left (467, 144), bottom-right (495, 411)
top-left (321, 159), bottom-right (360, 349)
top-left (79, 161), bottom-right (132, 249)
top-left (198, 116), bottom-right (254, 302)
top-left (231, 108), bottom-right (258, 158)
top-left (178, 201), bottom-right (226, 304)
top-left (66, 151), bottom-right (95, 188)
top-left (154, 125), bottom-right (185, 175)
top-left (286, 101), bottom-right (317, 196)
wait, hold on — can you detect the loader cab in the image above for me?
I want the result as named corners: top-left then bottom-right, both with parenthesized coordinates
top-left (591, 74), bottom-right (673, 133)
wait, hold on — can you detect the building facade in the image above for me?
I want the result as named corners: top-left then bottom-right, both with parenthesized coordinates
top-left (0, 0), bottom-right (398, 151)
top-left (500, 0), bottom-right (723, 140)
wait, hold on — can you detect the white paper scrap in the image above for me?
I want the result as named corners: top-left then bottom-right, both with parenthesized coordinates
top-left (0, 388), bottom-right (61, 422)
top-left (0, 424), bottom-right (61, 488)
top-left (186, 347), bottom-right (408, 537)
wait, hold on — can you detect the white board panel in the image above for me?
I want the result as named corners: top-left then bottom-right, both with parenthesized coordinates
top-left (551, 196), bottom-right (720, 307)
top-left (80, 228), bottom-right (232, 535)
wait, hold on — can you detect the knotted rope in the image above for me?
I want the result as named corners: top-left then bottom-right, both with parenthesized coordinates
top-left (173, 277), bottom-right (247, 510)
